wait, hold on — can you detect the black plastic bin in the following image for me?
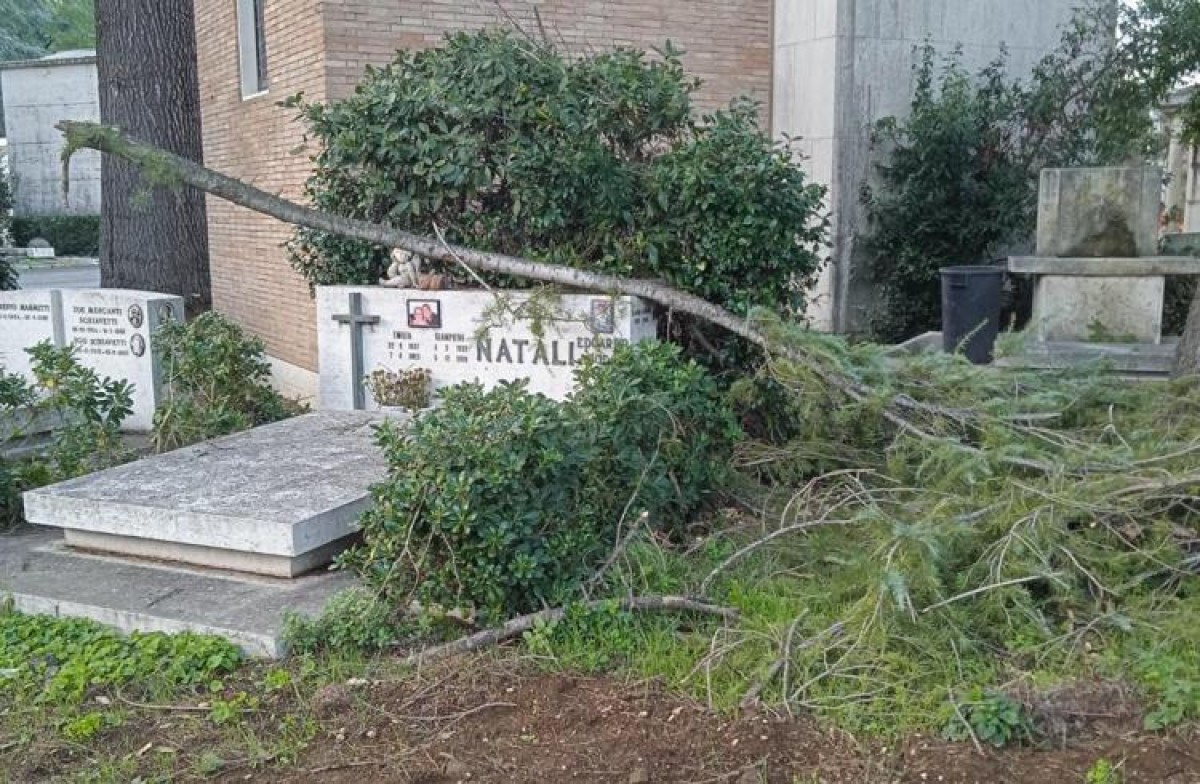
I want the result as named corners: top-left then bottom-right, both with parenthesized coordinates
top-left (940, 265), bottom-right (1004, 365)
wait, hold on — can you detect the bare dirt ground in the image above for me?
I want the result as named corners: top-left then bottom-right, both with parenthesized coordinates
top-left (232, 662), bottom-right (1200, 784)
top-left (8, 657), bottom-right (1198, 783)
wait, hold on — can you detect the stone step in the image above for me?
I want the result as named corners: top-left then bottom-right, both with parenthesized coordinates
top-left (995, 340), bottom-right (1177, 375)
top-left (22, 411), bottom-right (397, 577)
top-left (0, 526), bottom-right (354, 658)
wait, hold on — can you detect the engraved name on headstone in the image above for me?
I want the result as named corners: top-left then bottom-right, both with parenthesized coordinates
top-left (0, 289), bottom-right (64, 380)
top-left (57, 289), bottom-right (183, 431)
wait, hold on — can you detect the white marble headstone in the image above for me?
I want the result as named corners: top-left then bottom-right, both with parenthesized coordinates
top-left (0, 289), bottom-right (64, 380)
top-left (58, 289), bottom-right (184, 431)
top-left (317, 287), bottom-right (658, 409)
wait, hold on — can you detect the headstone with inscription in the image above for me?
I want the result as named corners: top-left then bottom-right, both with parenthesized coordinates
top-left (0, 289), bottom-right (63, 379)
top-left (316, 287), bottom-right (658, 410)
top-left (58, 289), bottom-right (184, 431)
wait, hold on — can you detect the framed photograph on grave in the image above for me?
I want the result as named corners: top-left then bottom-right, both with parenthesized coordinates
top-left (407, 299), bottom-right (442, 329)
top-left (590, 299), bottom-right (615, 334)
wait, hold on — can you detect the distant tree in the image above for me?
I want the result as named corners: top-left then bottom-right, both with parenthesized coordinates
top-left (46, 0), bottom-right (96, 51)
top-left (0, 0), bottom-right (94, 59)
top-left (0, 1), bottom-right (53, 61)
top-left (93, 0), bottom-right (210, 313)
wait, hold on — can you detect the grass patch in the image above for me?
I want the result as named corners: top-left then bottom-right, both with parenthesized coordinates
top-left (0, 606), bottom-right (400, 782)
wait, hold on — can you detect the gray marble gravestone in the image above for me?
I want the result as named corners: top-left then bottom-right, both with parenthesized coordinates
top-left (316, 287), bottom-right (658, 410)
top-left (1026, 167), bottom-right (1170, 344)
top-left (0, 288), bottom-right (183, 431)
top-left (1004, 169), bottom-right (1200, 373)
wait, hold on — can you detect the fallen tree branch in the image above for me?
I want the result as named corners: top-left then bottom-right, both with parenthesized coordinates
top-left (52, 120), bottom-right (1064, 470)
top-left (399, 596), bottom-right (738, 667)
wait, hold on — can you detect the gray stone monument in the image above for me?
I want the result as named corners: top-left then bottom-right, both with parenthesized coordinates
top-left (58, 289), bottom-right (183, 431)
top-left (1007, 167), bottom-right (1200, 372)
top-left (0, 289), bottom-right (63, 379)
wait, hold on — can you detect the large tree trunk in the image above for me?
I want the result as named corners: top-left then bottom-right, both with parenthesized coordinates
top-left (95, 0), bottom-right (210, 314)
top-left (1174, 285), bottom-right (1200, 378)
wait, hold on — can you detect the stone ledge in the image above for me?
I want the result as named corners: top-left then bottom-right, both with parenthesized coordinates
top-left (1009, 256), bottom-right (1200, 276)
top-left (996, 341), bottom-right (1176, 375)
top-left (0, 527), bottom-right (354, 658)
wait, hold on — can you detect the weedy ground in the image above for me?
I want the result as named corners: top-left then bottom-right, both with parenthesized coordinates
top-left (7, 329), bottom-right (1200, 781)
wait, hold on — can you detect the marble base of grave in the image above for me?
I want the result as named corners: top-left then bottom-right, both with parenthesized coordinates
top-left (1032, 276), bottom-right (1165, 343)
top-left (1008, 256), bottom-right (1200, 344)
top-left (22, 411), bottom-right (392, 578)
top-left (0, 526), bottom-right (353, 658)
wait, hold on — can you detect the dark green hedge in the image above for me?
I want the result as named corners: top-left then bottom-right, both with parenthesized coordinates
top-left (1163, 233), bottom-right (1200, 336)
top-left (11, 215), bottom-right (100, 257)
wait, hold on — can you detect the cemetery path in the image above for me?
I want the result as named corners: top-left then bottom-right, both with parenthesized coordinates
top-left (197, 658), bottom-right (1196, 784)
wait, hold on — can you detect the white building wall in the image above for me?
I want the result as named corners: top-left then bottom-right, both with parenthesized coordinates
top-left (774, 0), bottom-right (1080, 332)
top-left (0, 53), bottom-right (101, 217)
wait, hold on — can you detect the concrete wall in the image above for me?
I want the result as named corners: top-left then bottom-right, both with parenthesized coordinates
top-left (0, 53), bottom-right (101, 217)
top-left (1165, 88), bottom-right (1200, 234)
top-left (195, 0), bottom-right (772, 390)
top-left (774, 0), bottom-right (1080, 332)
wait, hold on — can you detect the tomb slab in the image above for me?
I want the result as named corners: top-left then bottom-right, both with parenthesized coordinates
top-left (22, 411), bottom-right (393, 576)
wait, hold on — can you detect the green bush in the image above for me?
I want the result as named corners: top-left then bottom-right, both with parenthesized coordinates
top-left (288, 29), bottom-right (827, 326)
top-left (0, 169), bottom-right (14, 290)
top-left (344, 342), bottom-right (739, 623)
top-left (1, 342), bottom-right (133, 528)
top-left (283, 587), bottom-right (404, 655)
top-left (1163, 234), bottom-right (1200, 336)
top-left (151, 312), bottom-right (298, 451)
top-left (572, 342), bottom-right (741, 535)
top-left (11, 214), bottom-right (100, 256)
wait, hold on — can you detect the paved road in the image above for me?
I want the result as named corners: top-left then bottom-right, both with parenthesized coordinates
top-left (16, 262), bottom-right (101, 289)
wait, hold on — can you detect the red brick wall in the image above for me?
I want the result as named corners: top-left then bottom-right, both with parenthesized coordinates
top-left (194, 0), bottom-right (326, 372)
top-left (196, 0), bottom-right (772, 374)
top-left (323, 1), bottom-right (773, 110)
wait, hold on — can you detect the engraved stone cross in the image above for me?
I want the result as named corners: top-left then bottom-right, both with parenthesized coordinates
top-left (331, 292), bottom-right (380, 410)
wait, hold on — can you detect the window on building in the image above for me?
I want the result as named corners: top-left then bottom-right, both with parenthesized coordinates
top-left (237, 0), bottom-right (269, 97)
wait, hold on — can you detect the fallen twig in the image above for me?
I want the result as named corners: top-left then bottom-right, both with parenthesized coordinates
top-left (307, 760), bottom-right (389, 774)
top-left (114, 693), bottom-right (212, 713)
top-left (921, 574), bottom-right (1062, 614)
top-left (700, 519), bottom-right (857, 595)
top-left (393, 701), bottom-right (516, 722)
top-left (948, 689), bottom-right (987, 757)
top-left (400, 596), bottom-right (738, 667)
top-left (584, 510), bottom-right (650, 598)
